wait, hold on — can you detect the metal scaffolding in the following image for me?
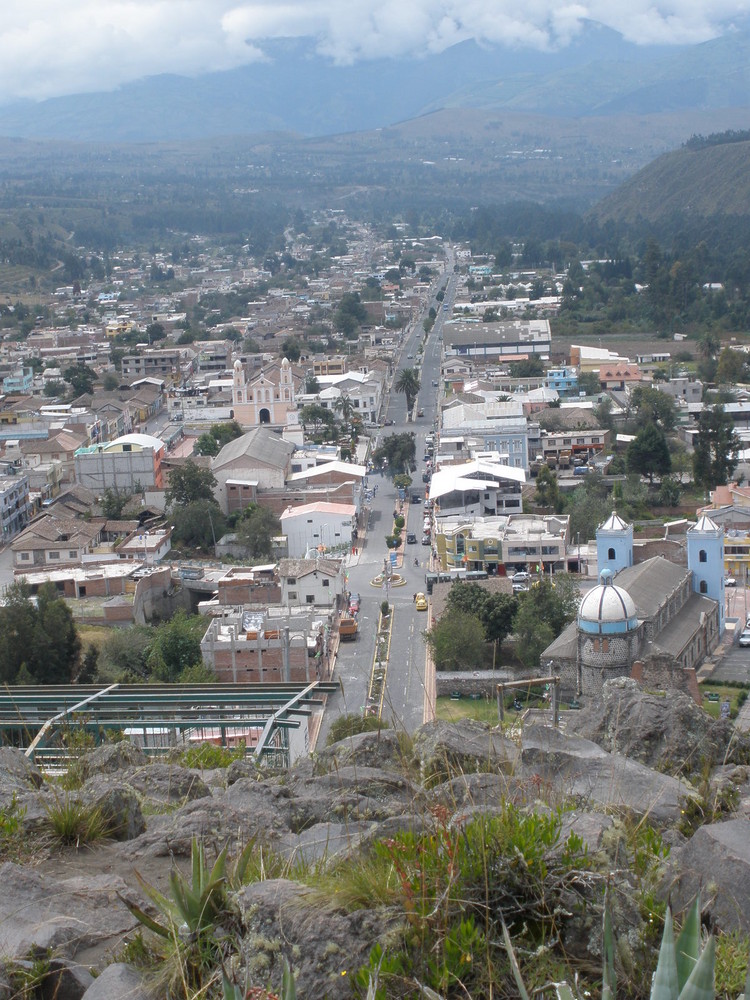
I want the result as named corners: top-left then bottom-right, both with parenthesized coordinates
top-left (0, 681), bottom-right (338, 770)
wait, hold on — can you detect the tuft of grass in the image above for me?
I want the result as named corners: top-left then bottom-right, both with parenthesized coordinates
top-left (179, 741), bottom-right (247, 770)
top-left (43, 793), bottom-right (110, 847)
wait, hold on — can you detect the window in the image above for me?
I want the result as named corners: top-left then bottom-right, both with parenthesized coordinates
top-left (608, 547), bottom-right (616, 560)
top-left (20, 552), bottom-right (29, 561)
top-left (322, 579), bottom-right (329, 587)
top-left (700, 580), bottom-right (707, 594)
top-left (602, 639), bottom-right (609, 652)
top-left (69, 551), bottom-right (76, 559)
top-left (306, 594), bottom-right (315, 604)
top-left (699, 549), bottom-right (707, 563)
top-left (288, 591), bottom-right (297, 600)
top-left (288, 578), bottom-right (296, 585)
top-left (49, 551), bottom-right (60, 560)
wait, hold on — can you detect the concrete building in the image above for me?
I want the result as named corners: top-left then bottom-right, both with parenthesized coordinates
top-left (0, 474), bottom-right (30, 543)
top-left (277, 557), bottom-right (346, 609)
top-left (75, 433), bottom-right (165, 492)
top-left (200, 608), bottom-right (331, 684)
top-left (429, 460), bottom-right (525, 519)
top-left (440, 400), bottom-right (532, 470)
top-left (442, 319), bottom-right (551, 361)
top-left (279, 501), bottom-right (356, 558)
top-left (434, 513), bottom-right (569, 575)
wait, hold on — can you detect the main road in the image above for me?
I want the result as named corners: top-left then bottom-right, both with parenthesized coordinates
top-left (318, 252), bottom-right (458, 742)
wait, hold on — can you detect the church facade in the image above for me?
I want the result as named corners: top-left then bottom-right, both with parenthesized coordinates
top-left (231, 357), bottom-right (303, 434)
top-left (543, 513), bottom-right (724, 698)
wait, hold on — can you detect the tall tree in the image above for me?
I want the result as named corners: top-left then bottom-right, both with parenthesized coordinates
top-left (236, 505), bottom-right (281, 560)
top-left (394, 368), bottom-right (421, 411)
top-left (165, 461), bottom-right (217, 508)
top-left (693, 405), bottom-right (740, 489)
top-left (626, 424), bottom-right (672, 483)
top-left (425, 609), bottom-right (486, 671)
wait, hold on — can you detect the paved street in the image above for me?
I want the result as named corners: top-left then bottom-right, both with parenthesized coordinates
top-left (318, 262), bottom-right (456, 741)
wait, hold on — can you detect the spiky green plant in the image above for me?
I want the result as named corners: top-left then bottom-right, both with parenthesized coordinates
top-left (502, 891), bottom-right (750, 1000)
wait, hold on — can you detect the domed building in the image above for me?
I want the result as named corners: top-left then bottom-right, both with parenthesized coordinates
top-left (542, 512), bottom-right (724, 699)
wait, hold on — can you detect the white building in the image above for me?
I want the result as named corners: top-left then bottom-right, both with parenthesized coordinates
top-left (279, 501), bottom-right (356, 558)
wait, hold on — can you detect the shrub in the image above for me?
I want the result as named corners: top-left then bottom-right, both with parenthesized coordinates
top-left (44, 794), bottom-right (110, 846)
top-left (326, 713), bottom-right (390, 746)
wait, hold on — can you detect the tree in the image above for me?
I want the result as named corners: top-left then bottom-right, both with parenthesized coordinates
top-left (100, 487), bottom-right (131, 519)
top-left (372, 433), bottom-right (417, 475)
top-left (172, 500), bottom-right (226, 549)
top-left (630, 386), bottom-right (676, 432)
top-left (693, 405), bottom-right (740, 489)
top-left (509, 356), bottom-right (544, 378)
top-left (716, 347), bottom-right (747, 385)
top-left (305, 375), bottom-right (321, 394)
top-left (394, 368), bottom-right (421, 411)
top-left (626, 424), bottom-right (671, 483)
top-left (194, 433), bottom-right (220, 457)
top-left (426, 609), bottom-right (486, 671)
top-left (533, 465), bottom-right (560, 509)
top-left (43, 380), bottom-right (66, 397)
top-left (577, 371), bottom-right (602, 396)
top-left (0, 582), bottom-right (81, 684)
top-left (236, 504), bottom-right (281, 560)
top-left (63, 363), bottom-right (97, 397)
top-left (446, 583), bottom-right (518, 646)
top-left (334, 392), bottom-right (355, 435)
top-left (512, 577), bottom-right (578, 670)
top-left (165, 461), bottom-right (217, 508)
top-left (101, 372), bottom-right (119, 391)
top-left (146, 610), bottom-right (205, 682)
top-left (299, 403), bottom-right (335, 435)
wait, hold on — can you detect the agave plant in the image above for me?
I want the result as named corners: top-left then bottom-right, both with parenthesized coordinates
top-left (502, 891), bottom-right (750, 1000)
top-left (123, 837), bottom-right (230, 939)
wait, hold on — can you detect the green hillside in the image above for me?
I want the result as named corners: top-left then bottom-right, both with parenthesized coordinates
top-left (591, 133), bottom-right (750, 225)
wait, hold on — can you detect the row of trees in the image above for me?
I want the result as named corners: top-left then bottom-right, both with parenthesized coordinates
top-left (426, 578), bottom-right (579, 673)
top-left (0, 584), bottom-right (83, 685)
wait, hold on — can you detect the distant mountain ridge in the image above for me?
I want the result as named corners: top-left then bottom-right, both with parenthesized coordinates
top-left (0, 23), bottom-right (748, 143)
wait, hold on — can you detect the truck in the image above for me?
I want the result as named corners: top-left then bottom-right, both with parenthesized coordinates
top-left (339, 617), bottom-right (358, 641)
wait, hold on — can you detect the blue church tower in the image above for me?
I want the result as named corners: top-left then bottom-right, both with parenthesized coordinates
top-left (596, 511), bottom-right (634, 577)
top-left (687, 514), bottom-right (725, 637)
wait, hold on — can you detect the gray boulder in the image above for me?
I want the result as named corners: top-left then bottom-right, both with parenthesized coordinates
top-left (0, 747), bottom-right (43, 806)
top-left (313, 728), bottom-right (413, 775)
top-left (566, 677), bottom-right (744, 775)
top-left (120, 762), bottom-right (211, 806)
top-left (0, 863), bottom-right (138, 961)
top-left (521, 724), bottom-right (698, 826)
top-left (76, 742), bottom-right (147, 781)
top-left (668, 818), bottom-right (750, 932)
top-left (413, 718), bottom-right (519, 783)
top-left (80, 963), bottom-right (154, 1000)
top-left (80, 778), bottom-right (146, 841)
top-left (40, 957), bottom-right (95, 1000)
top-left (237, 878), bottom-right (403, 1000)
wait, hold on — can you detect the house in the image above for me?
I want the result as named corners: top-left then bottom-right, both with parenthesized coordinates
top-left (211, 426), bottom-right (296, 514)
top-left (277, 557), bottom-right (346, 608)
top-left (428, 459), bottom-right (525, 519)
top-left (12, 513), bottom-right (103, 572)
top-left (0, 474), bottom-right (30, 543)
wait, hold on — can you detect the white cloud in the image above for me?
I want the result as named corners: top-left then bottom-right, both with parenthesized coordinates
top-left (0, 0), bottom-right (747, 103)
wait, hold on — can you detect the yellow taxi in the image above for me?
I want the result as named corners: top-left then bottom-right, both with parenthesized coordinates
top-left (415, 592), bottom-right (428, 611)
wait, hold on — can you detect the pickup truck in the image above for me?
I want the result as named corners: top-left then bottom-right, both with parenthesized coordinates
top-left (339, 617), bottom-right (358, 641)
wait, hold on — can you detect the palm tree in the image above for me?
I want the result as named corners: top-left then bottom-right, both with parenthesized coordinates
top-left (698, 331), bottom-right (720, 360)
top-left (333, 391), bottom-right (354, 436)
top-left (395, 368), bottom-right (421, 412)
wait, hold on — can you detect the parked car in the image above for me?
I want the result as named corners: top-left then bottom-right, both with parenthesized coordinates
top-left (432, 380), bottom-right (439, 387)
top-left (406, 532), bottom-right (417, 544)
top-left (417, 408), bottom-right (424, 417)
top-left (512, 571), bottom-right (530, 583)
top-left (411, 493), bottom-right (422, 503)
top-left (422, 471), bottom-right (430, 483)
top-left (740, 629), bottom-right (750, 647)
top-left (513, 583), bottom-right (529, 594)
top-left (415, 593), bottom-right (428, 611)
top-left (421, 534), bottom-right (431, 545)
top-left (725, 576), bottom-right (737, 587)
top-left (348, 593), bottom-right (361, 614)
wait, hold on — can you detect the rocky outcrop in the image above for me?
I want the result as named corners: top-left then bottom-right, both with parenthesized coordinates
top-left (1, 693), bottom-right (747, 996)
top-left (0, 864), bottom-right (139, 962)
top-left (668, 818), bottom-right (750, 933)
top-left (565, 677), bottom-right (746, 775)
top-left (521, 723), bottom-right (699, 826)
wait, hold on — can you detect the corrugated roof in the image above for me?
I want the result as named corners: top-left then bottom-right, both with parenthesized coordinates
top-left (613, 557), bottom-right (688, 621)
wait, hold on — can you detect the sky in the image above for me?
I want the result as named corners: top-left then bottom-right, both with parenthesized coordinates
top-left (0, 0), bottom-right (748, 105)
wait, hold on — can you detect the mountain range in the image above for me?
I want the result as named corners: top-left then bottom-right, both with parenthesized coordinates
top-left (0, 22), bottom-right (749, 143)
